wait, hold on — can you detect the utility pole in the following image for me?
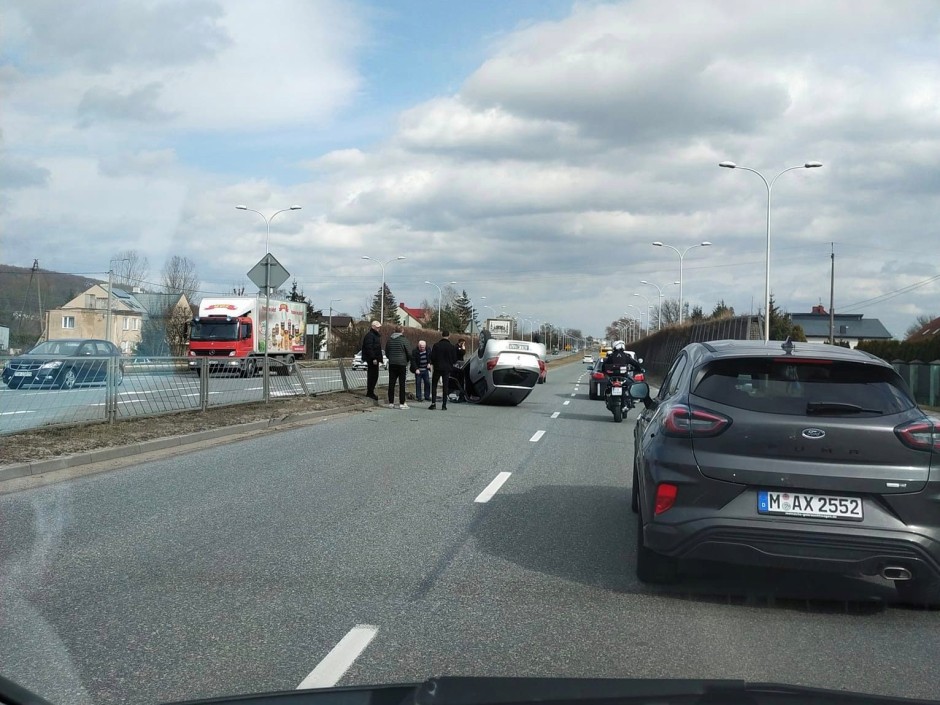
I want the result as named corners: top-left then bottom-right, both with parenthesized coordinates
top-left (829, 243), bottom-right (835, 345)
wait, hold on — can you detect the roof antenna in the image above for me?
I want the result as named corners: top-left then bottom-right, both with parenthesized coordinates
top-left (781, 336), bottom-right (794, 355)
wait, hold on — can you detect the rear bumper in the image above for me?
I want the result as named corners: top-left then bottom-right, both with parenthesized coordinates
top-left (644, 518), bottom-right (940, 580)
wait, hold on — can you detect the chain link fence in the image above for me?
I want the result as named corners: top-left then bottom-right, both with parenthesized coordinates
top-left (0, 356), bottom-right (386, 436)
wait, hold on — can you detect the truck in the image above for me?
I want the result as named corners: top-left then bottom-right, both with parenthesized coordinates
top-left (187, 296), bottom-right (306, 377)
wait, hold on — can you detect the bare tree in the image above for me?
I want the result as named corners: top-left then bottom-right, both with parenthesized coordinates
top-left (162, 255), bottom-right (200, 302)
top-left (111, 249), bottom-right (149, 289)
top-left (905, 313), bottom-right (938, 340)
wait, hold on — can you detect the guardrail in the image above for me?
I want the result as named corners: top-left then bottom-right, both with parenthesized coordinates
top-left (0, 356), bottom-right (380, 436)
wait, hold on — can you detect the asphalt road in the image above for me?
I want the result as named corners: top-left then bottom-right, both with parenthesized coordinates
top-left (2, 361), bottom-right (939, 705)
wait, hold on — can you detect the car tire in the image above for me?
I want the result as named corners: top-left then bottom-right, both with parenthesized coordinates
top-left (59, 368), bottom-right (78, 390)
top-left (631, 466), bottom-right (639, 514)
top-left (895, 576), bottom-right (940, 607)
top-left (7, 378), bottom-right (23, 390)
top-left (241, 359), bottom-right (256, 378)
top-left (114, 368), bottom-right (124, 386)
top-left (589, 385), bottom-right (597, 400)
top-left (635, 512), bottom-right (678, 584)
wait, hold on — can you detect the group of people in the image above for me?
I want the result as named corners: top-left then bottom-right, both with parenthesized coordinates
top-left (359, 321), bottom-right (468, 410)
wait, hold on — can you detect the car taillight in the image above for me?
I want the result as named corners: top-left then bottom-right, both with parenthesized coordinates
top-left (592, 372), bottom-right (605, 379)
top-left (611, 379), bottom-right (622, 387)
top-left (654, 483), bottom-right (678, 515)
top-left (663, 405), bottom-right (731, 437)
top-left (486, 358), bottom-right (498, 371)
top-left (895, 420), bottom-right (940, 453)
top-left (634, 373), bottom-right (645, 382)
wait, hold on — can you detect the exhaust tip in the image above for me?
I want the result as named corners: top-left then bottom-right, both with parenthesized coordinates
top-left (881, 566), bottom-right (913, 581)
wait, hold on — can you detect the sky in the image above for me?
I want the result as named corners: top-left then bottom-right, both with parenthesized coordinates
top-left (2, 0), bottom-right (939, 340)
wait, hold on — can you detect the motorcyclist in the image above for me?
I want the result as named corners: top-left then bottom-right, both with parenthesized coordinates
top-left (602, 341), bottom-right (644, 409)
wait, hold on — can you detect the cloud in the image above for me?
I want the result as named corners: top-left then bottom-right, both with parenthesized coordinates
top-left (98, 148), bottom-right (179, 178)
top-left (76, 83), bottom-right (176, 127)
top-left (0, 157), bottom-right (50, 189)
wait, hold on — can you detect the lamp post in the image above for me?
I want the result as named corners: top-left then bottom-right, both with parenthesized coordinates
top-left (719, 160), bottom-right (823, 342)
top-left (425, 280), bottom-right (457, 331)
top-left (651, 241), bottom-right (712, 326)
top-left (633, 293), bottom-right (652, 336)
top-left (328, 298), bottom-right (342, 359)
top-left (362, 255), bottom-right (406, 327)
top-left (640, 279), bottom-right (679, 332)
top-left (628, 304), bottom-right (646, 338)
top-left (235, 204), bottom-right (302, 255)
top-left (236, 204), bottom-right (303, 402)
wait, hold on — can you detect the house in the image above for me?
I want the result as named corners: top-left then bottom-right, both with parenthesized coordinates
top-left (906, 315), bottom-right (940, 342)
top-left (44, 284), bottom-right (190, 355)
top-left (398, 302), bottom-right (430, 329)
top-left (790, 305), bottom-right (893, 349)
top-left (313, 313), bottom-right (354, 359)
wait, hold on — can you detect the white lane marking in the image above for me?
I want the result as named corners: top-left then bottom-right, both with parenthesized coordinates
top-left (297, 625), bottom-right (379, 690)
top-left (475, 472), bottom-right (512, 503)
top-left (563, 401), bottom-right (570, 406)
top-left (570, 393), bottom-right (576, 397)
top-left (0, 410), bottom-right (36, 415)
top-left (550, 412), bottom-right (560, 418)
top-left (530, 430), bottom-right (546, 442)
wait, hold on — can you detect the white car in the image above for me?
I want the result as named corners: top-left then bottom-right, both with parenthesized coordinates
top-left (351, 351), bottom-right (388, 370)
top-left (583, 355), bottom-right (594, 365)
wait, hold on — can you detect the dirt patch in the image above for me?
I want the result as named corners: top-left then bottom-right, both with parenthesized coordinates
top-left (0, 392), bottom-right (369, 466)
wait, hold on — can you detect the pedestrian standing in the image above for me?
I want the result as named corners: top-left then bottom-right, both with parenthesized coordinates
top-left (428, 330), bottom-right (457, 410)
top-left (361, 320), bottom-right (383, 402)
top-left (455, 338), bottom-right (467, 362)
top-left (385, 325), bottom-right (412, 409)
top-left (411, 339), bottom-right (431, 402)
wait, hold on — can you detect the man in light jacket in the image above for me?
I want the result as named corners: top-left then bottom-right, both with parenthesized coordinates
top-left (385, 325), bottom-right (412, 409)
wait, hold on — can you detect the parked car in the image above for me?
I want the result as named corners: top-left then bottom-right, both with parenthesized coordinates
top-left (632, 339), bottom-right (940, 605)
top-left (2, 338), bottom-right (125, 389)
top-left (457, 332), bottom-right (544, 405)
top-left (351, 351), bottom-right (388, 370)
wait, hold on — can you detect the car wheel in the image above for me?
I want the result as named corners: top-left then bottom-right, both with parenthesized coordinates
top-left (7, 378), bottom-right (23, 390)
top-left (59, 368), bottom-right (78, 390)
top-left (895, 575), bottom-right (940, 607)
top-left (631, 466), bottom-right (640, 514)
top-left (114, 367), bottom-right (124, 386)
top-left (635, 512), bottom-right (678, 584)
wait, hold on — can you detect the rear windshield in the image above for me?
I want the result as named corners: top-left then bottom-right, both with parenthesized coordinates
top-left (692, 357), bottom-right (915, 416)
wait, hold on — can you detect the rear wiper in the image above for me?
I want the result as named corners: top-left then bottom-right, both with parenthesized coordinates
top-left (806, 401), bottom-right (881, 414)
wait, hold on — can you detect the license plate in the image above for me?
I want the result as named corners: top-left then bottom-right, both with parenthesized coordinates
top-left (611, 386), bottom-right (623, 396)
top-left (13, 370), bottom-right (32, 377)
top-left (758, 491), bottom-right (863, 521)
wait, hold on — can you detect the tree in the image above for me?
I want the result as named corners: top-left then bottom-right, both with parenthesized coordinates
top-left (905, 313), bottom-right (938, 340)
top-left (767, 294), bottom-right (807, 342)
top-left (689, 305), bottom-right (705, 322)
top-left (111, 249), bottom-right (149, 289)
top-left (368, 283), bottom-right (400, 325)
top-left (452, 289), bottom-right (476, 334)
top-left (711, 299), bottom-right (735, 319)
top-left (137, 316), bottom-right (170, 356)
top-left (162, 255), bottom-right (200, 302)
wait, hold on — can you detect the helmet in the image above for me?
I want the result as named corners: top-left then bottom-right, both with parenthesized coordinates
top-left (613, 340), bottom-right (625, 350)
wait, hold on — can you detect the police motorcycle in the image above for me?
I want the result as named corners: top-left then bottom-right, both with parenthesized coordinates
top-left (602, 347), bottom-right (644, 423)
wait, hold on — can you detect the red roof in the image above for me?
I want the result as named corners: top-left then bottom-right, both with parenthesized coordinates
top-left (907, 316), bottom-right (940, 342)
top-left (399, 303), bottom-right (428, 321)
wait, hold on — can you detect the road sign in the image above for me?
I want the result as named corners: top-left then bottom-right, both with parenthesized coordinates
top-left (248, 253), bottom-right (290, 291)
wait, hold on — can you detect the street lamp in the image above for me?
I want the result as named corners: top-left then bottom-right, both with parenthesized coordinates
top-left (651, 241), bottom-right (712, 326)
top-left (627, 304), bottom-right (646, 338)
top-left (633, 293), bottom-right (652, 336)
top-left (640, 280), bottom-right (679, 332)
top-left (425, 280), bottom-right (457, 331)
top-left (361, 255), bottom-right (406, 327)
top-left (235, 204), bottom-right (302, 254)
top-left (719, 160), bottom-right (823, 341)
top-left (328, 298), bottom-right (342, 359)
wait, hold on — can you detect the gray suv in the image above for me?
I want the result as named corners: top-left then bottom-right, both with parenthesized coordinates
top-left (633, 339), bottom-right (940, 604)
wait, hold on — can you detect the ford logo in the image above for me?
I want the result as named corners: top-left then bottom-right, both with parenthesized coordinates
top-left (802, 428), bottom-right (826, 439)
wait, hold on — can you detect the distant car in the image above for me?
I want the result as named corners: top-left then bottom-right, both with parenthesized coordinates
top-left (633, 339), bottom-right (940, 605)
top-left (457, 333), bottom-right (544, 405)
top-left (2, 338), bottom-right (124, 389)
top-left (352, 351), bottom-right (388, 370)
top-left (583, 355), bottom-right (594, 365)
top-left (588, 359), bottom-right (607, 399)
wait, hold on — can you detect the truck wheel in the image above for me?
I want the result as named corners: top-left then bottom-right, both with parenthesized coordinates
top-left (283, 356), bottom-right (296, 375)
top-left (241, 360), bottom-right (256, 378)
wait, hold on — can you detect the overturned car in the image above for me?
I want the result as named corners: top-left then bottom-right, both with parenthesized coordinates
top-left (449, 331), bottom-right (545, 406)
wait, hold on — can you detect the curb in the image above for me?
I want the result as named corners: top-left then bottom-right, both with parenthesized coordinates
top-left (0, 400), bottom-right (373, 485)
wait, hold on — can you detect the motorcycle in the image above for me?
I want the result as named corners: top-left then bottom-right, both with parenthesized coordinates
top-left (603, 365), bottom-right (645, 423)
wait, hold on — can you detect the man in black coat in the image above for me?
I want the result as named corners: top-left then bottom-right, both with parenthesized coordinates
top-left (428, 330), bottom-right (458, 410)
top-left (361, 320), bottom-right (383, 401)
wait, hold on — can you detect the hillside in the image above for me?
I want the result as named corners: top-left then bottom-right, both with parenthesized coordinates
top-left (0, 263), bottom-right (101, 348)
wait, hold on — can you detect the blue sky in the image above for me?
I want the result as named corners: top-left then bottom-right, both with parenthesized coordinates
top-left (2, 0), bottom-right (939, 339)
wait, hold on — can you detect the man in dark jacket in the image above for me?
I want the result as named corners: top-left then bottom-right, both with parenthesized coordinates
top-left (428, 330), bottom-right (458, 410)
top-left (385, 325), bottom-right (412, 409)
top-left (361, 320), bottom-right (383, 401)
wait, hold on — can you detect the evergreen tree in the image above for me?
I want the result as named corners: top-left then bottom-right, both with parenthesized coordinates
top-left (768, 294), bottom-right (807, 342)
top-left (711, 299), bottom-right (735, 319)
top-left (369, 283), bottom-right (400, 325)
top-left (452, 289), bottom-right (475, 334)
top-left (689, 305), bottom-right (705, 321)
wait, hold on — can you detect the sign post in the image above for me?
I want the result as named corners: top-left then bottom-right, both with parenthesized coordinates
top-left (248, 253), bottom-right (290, 402)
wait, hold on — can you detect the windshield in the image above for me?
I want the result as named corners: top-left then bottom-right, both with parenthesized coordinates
top-left (4, 3), bottom-right (940, 705)
top-left (190, 320), bottom-right (240, 341)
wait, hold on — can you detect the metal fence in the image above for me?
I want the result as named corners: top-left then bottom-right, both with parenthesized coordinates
top-left (0, 356), bottom-right (384, 436)
top-left (892, 359), bottom-right (940, 409)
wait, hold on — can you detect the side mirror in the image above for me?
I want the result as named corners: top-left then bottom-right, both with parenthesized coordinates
top-left (628, 381), bottom-right (650, 399)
